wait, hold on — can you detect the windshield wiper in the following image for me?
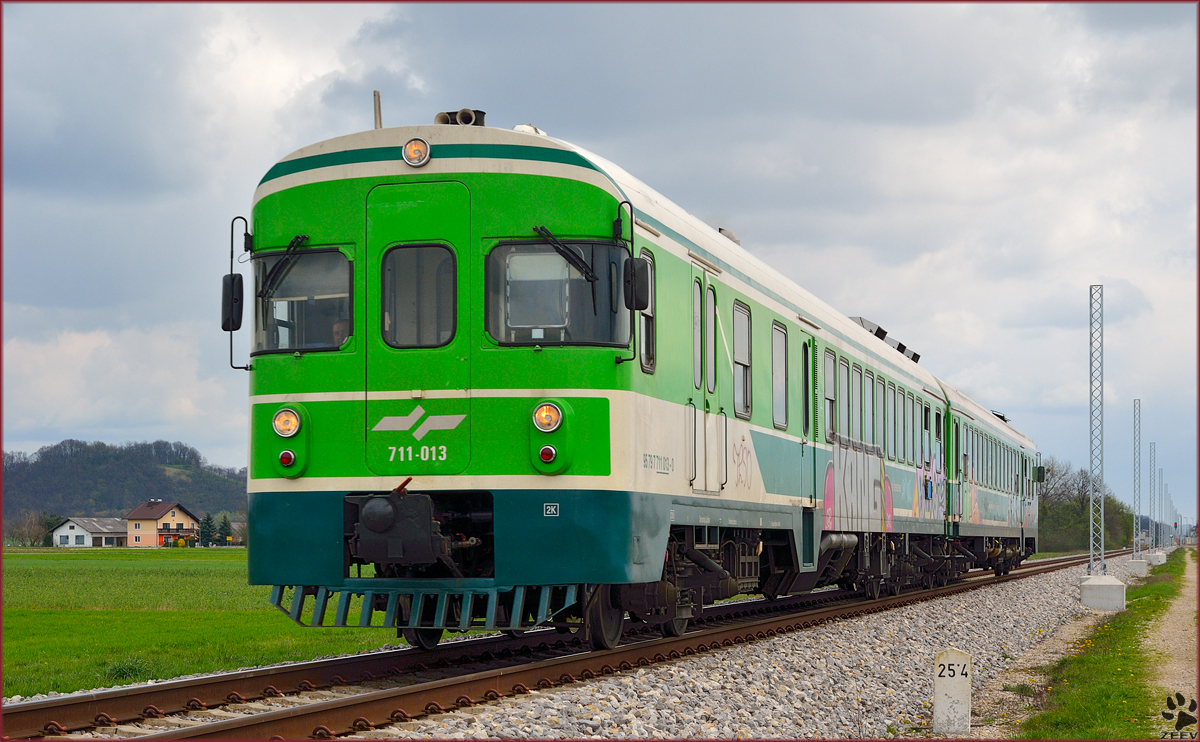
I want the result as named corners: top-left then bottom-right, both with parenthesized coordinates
top-left (257, 234), bottom-right (309, 300)
top-left (533, 226), bottom-right (598, 283)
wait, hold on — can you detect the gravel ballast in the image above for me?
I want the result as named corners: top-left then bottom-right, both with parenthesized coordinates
top-left (354, 555), bottom-right (1138, 739)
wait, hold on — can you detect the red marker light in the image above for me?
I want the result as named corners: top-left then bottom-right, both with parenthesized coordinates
top-left (279, 450), bottom-right (296, 467)
top-left (539, 445), bottom-right (557, 463)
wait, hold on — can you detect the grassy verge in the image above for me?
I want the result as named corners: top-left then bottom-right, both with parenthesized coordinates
top-left (2, 548), bottom-right (401, 698)
top-left (1018, 547), bottom-right (1190, 739)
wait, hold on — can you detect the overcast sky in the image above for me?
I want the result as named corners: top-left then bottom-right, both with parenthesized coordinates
top-left (4, 4), bottom-right (1195, 522)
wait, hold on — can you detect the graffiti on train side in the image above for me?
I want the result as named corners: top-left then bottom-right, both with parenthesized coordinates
top-left (911, 450), bottom-right (947, 522)
top-left (732, 441), bottom-right (753, 489)
top-left (822, 439), bottom-right (893, 533)
top-left (963, 455), bottom-right (1037, 529)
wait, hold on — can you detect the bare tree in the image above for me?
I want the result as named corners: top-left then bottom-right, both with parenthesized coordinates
top-left (6, 510), bottom-right (48, 547)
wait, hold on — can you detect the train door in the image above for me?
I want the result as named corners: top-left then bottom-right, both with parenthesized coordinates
top-left (690, 267), bottom-right (725, 494)
top-left (363, 182), bottom-right (473, 477)
top-left (798, 332), bottom-right (817, 503)
top-left (947, 414), bottom-right (961, 536)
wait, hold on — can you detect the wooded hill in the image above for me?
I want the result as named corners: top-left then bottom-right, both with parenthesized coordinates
top-left (3, 440), bottom-right (247, 519)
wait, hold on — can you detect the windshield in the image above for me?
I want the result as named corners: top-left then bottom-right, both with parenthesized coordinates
top-left (486, 241), bottom-right (630, 346)
top-left (253, 249), bottom-right (351, 354)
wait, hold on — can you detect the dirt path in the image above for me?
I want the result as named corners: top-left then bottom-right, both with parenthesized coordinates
top-left (1145, 548), bottom-right (1198, 731)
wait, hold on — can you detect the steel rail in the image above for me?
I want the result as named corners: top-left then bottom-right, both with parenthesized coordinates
top-left (4, 549), bottom-right (1123, 740)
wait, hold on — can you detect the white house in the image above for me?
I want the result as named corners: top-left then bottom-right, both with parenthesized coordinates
top-left (51, 517), bottom-right (128, 547)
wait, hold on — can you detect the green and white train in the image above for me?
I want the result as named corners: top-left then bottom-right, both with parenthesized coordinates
top-left (222, 108), bottom-right (1041, 650)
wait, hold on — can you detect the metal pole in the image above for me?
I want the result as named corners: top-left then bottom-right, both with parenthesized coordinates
top-left (1088, 285), bottom-right (1105, 574)
top-left (1149, 445), bottom-right (1156, 552)
top-left (1133, 400), bottom-right (1141, 559)
top-left (1158, 469), bottom-right (1164, 551)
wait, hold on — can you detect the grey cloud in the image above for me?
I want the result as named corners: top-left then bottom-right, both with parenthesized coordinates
top-left (2, 5), bottom-right (215, 200)
top-left (1000, 278), bottom-right (1152, 331)
top-left (1075, 3), bottom-right (1197, 32)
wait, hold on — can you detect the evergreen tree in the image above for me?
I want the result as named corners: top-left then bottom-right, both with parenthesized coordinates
top-left (39, 511), bottom-right (62, 547)
top-left (217, 514), bottom-right (232, 544)
top-left (199, 513), bottom-right (216, 547)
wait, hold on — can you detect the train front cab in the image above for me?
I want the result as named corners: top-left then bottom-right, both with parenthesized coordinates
top-left (243, 158), bottom-right (673, 647)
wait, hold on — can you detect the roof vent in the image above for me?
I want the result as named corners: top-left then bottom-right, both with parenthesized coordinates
top-left (718, 228), bottom-right (740, 245)
top-left (513, 124), bottom-right (548, 136)
top-left (991, 410), bottom-right (1010, 423)
top-left (434, 109), bottom-right (486, 127)
top-left (850, 316), bottom-right (888, 341)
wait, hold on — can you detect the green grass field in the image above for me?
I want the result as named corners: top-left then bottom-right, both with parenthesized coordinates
top-left (1019, 547), bottom-right (1192, 739)
top-left (2, 548), bottom-right (399, 698)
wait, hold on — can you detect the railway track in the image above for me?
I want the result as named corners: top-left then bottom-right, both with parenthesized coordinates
top-left (4, 550), bottom-right (1128, 740)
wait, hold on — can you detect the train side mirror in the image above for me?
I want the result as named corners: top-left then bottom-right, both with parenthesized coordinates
top-left (623, 257), bottom-right (650, 311)
top-left (222, 273), bottom-right (244, 332)
top-left (1035, 465), bottom-right (1045, 483)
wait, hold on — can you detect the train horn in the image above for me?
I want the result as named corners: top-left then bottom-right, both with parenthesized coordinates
top-left (434, 109), bottom-right (487, 126)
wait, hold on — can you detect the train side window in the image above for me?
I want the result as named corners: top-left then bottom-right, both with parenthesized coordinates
top-left (692, 281), bottom-right (702, 390)
top-left (935, 410), bottom-right (942, 442)
top-left (921, 401), bottom-right (929, 464)
top-left (984, 436), bottom-right (989, 487)
top-left (863, 370), bottom-right (874, 445)
top-left (886, 383), bottom-right (896, 460)
top-left (801, 341), bottom-right (811, 437)
top-left (875, 377), bottom-right (885, 449)
top-left (954, 421), bottom-right (961, 478)
top-left (923, 404), bottom-right (931, 463)
top-left (383, 245), bottom-right (456, 348)
top-left (705, 286), bottom-right (716, 394)
top-left (838, 359), bottom-right (851, 441)
top-left (850, 365), bottom-right (862, 441)
top-left (823, 350), bottom-right (836, 442)
top-left (771, 322), bottom-right (787, 429)
top-left (733, 301), bottom-right (751, 419)
top-left (983, 436), bottom-right (988, 487)
top-left (905, 392), bottom-right (914, 465)
top-left (639, 250), bottom-right (655, 373)
top-left (972, 429), bottom-right (978, 481)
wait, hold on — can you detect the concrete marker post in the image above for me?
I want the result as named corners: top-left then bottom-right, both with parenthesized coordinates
top-left (932, 647), bottom-right (972, 735)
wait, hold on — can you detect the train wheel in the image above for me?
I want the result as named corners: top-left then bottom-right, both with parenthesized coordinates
top-left (403, 628), bottom-right (444, 650)
top-left (587, 585), bottom-right (625, 650)
top-left (501, 629), bottom-right (526, 638)
top-left (661, 616), bottom-right (688, 637)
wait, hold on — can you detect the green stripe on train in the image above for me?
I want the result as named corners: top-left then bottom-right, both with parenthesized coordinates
top-left (258, 143), bottom-right (600, 186)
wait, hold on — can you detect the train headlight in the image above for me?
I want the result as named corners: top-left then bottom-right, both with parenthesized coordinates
top-left (273, 409), bottom-right (301, 438)
top-left (403, 137), bottom-right (431, 167)
top-left (532, 402), bottom-right (562, 432)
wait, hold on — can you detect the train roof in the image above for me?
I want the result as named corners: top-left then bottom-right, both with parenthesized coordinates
top-left (564, 137), bottom-right (1035, 449)
top-left (255, 121), bottom-right (1035, 449)
top-left (936, 379), bottom-right (1036, 450)
top-left (562, 139), bottom-right (948, 397)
